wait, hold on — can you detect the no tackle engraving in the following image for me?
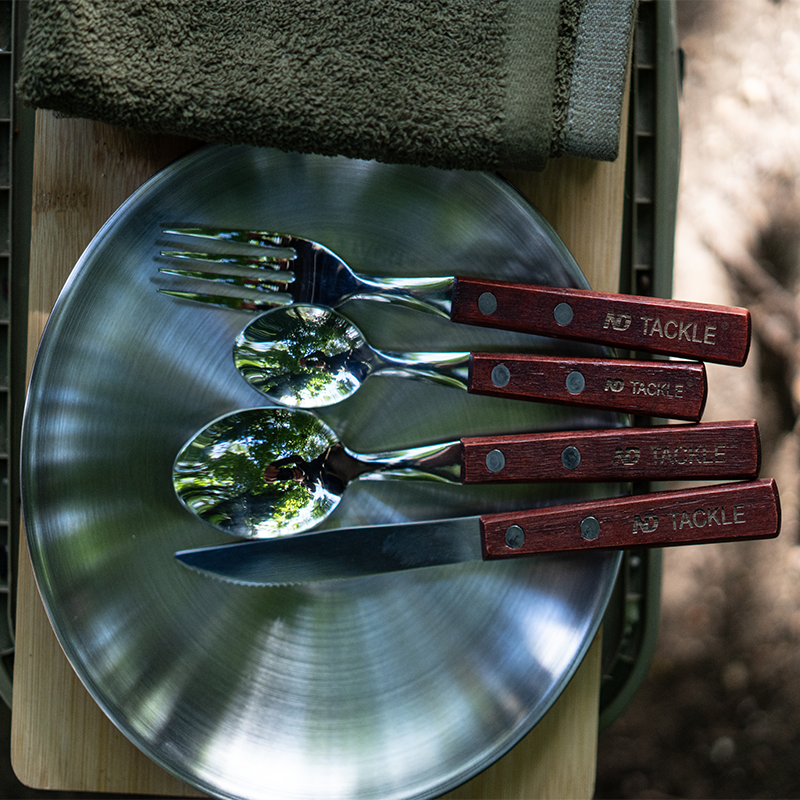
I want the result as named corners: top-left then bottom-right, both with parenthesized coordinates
top-left (602, 310), bottom-right (718, 347)
top-left (651, 444), bottom-right (725, 465)
top-left (614, 447), bottom-right (641, 466)
top-left (613, 443), bottom-right (727, 469)
top-left (670, 504), bottom-right (745, 530)
top-left (630, 380), bottom-right (684, 398)
top-left (603, 311), bottom-right (632, 331)
top-left (603, 378), bottom-right (685, 399)
top-left (640, 316), bottom-right (716, 346)
top-left (632, 504), bottom-right (746, 535)
top-left (633, 513), bottom-right (659, 533)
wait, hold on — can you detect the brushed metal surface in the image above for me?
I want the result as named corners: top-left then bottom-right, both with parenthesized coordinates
top-left (21, 145), bottom-right (622, 800)
top-left (175, 515), bottom-right (489, 586)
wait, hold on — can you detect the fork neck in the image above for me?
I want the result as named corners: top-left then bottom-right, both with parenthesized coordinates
top-left (343, 273), bottom-right (455, 318)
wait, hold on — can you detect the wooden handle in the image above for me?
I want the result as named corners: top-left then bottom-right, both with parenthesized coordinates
top-left (468, 354), bottom-right (707, 421)
top-left (452, 277), bottom-right (751, 367)
top-left (481, 478), bottom-right (780, 558)
top-left (460, 419), bottom-right (760, 483)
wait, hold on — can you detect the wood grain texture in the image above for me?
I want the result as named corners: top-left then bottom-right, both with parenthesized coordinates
top-left (460, 419), bottom-right (760, 483)
top-left (12, 93), bottom-right (630, 798)
top-left (12, 111), bottom-right (203, 796)
top-left (501, 151), bottom-right (628, 296)
top-left (451, 278), bottom-right (751, 366)
top-left (469, 353), bottom-right (707, 420)
top-left (481, 479), bottom-right (781, 558)
top-left (441, 629), bottom-right (604, 800)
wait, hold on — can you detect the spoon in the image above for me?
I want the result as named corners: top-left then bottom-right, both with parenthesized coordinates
top-left (172, 409), bottom-right (759, 539)
top-left (231, 304), bottom-right (708, 420)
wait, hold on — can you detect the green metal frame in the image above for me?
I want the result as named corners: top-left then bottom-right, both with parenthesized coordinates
top-left (599, 0), bottom-right (682, 729)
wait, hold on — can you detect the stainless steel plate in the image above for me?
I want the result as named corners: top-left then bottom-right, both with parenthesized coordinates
top-left (21, 145), bottom-right (622, 800)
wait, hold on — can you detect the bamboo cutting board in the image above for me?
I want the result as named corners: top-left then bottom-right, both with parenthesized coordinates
top-left (11, 109), bottom-right (627, 798)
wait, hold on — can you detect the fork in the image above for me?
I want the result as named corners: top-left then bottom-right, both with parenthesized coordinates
top-left (158, 227), bottom-right (752, 367)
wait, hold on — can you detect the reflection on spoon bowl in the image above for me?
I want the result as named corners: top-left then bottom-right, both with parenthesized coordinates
top-left (233, 304), bottom-right (471, 408)
top-left (173, 407), bottom-right (465, 539)
top-left (174, 407), bottom-right (342, 538)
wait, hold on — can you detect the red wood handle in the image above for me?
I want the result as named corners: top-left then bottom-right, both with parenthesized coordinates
top-left (468, 354), bottom-right (707, 421)
top-left (481, 479), bottom-right (780, 558)
top-left (452, 277), bottom-right (751, 367)
top-left (460, 419), bottom-right (760, 483)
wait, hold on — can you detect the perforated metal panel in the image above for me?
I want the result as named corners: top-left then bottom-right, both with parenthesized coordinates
top-left (0, 0), bottom-right (34, 708)
top-left (599, 0), bottom-right (681, 728)
top-left (0, 0), bottom-right (16, 707)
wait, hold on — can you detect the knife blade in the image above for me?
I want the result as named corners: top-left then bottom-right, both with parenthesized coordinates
top-left (175, 479), bottom-right (780, 586)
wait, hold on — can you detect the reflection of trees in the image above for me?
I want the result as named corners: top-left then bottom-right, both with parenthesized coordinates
top-left (234, 305), bottom-right (366, 403)
top-left (173, 409), bottom-right (342, 537)
top-left (262, 456), bottom-right (315, 487)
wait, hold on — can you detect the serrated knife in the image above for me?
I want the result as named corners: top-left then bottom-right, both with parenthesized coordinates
top-left (175, 479), bottom-right (780, 586)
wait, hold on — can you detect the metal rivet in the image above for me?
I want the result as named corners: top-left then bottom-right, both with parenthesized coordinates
top-left (485, 449), bottom-right (505, 473)
top-left (565, 370), bottom-right (585, 395)
top-left (491, 364), bottom-right (511, 387)
top-left (554, 302), bottom-right (574, 326)
top-left (478, 292), bottom-right (498, 315)
top-left (505, 524), bottom-right (525, 549)
top-left (561, 446), bottom-right (581, 470)
top-left (580, 516), bottom-right (600, 540)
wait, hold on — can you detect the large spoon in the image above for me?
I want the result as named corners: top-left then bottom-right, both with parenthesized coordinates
top-left (231, 304), bottom-right (708, 420)
top-left (172, 409), bottom-right (759, 539)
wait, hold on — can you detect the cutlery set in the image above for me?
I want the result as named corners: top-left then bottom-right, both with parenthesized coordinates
top-left (160, 227), bottom-right (780, 584)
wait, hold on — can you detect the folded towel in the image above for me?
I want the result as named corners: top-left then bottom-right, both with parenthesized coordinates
top-left (18, 0), bottom-right (636, 172)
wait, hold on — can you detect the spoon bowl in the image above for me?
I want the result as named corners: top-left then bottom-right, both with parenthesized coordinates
top-left (233, 304), bottom-right (470, 407)
top-left (173, 407), bottom-right (464, 539)
top-left (234, 304), bottom-right (371, 406)
top-left (173, 407), bottom-right (344, 538)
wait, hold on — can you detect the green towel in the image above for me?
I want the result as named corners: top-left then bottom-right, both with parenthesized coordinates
top-left (18, 0), bottom-right (635, 172)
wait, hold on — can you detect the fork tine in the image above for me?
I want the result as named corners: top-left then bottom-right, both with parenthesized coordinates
top-left (159, 249), bottom-right (295, 268)
top-left (162, 227), bottom-right (294, 249)
top-left (158, 289), bottom-right (291, 311)
top-left (158, 266), bottom-right (295, 290)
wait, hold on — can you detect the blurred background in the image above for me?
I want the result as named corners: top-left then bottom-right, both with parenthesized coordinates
top-left (596, 1), bottom-right (800, 797)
